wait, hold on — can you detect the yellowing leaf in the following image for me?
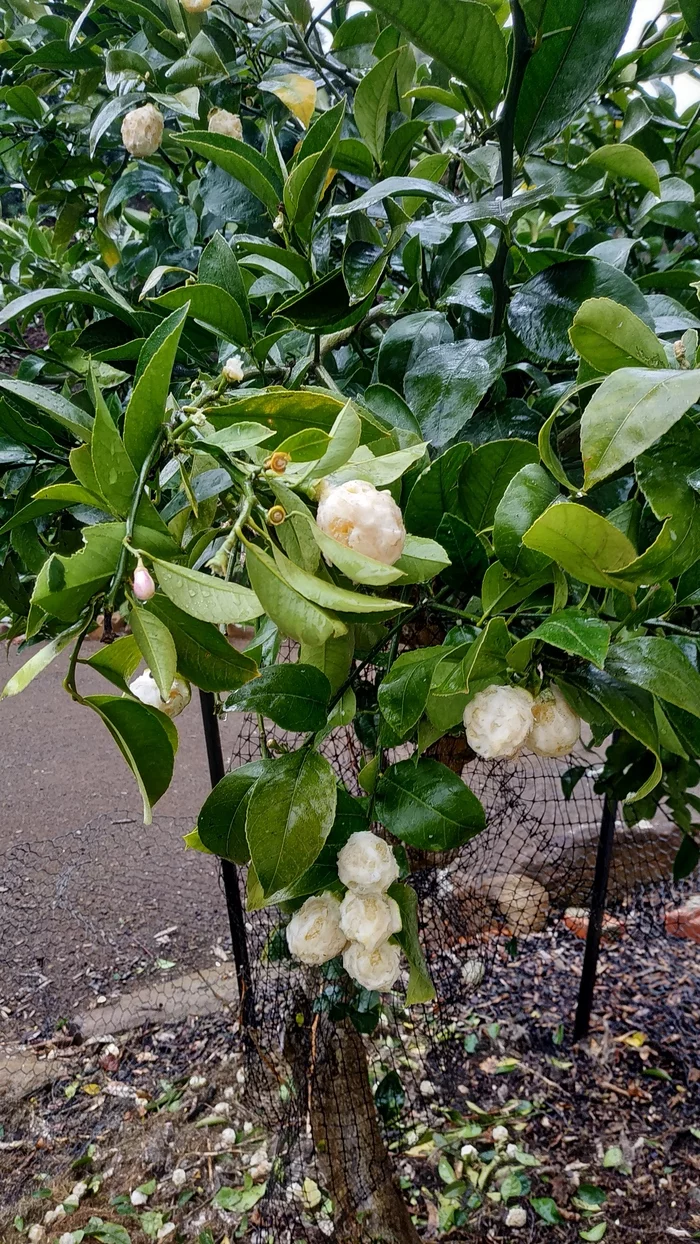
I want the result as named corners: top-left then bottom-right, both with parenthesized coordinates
top-left (82, 1082), bottom-right (102, 1095)
top-left (618, 1030), bottom-right (647, 1048)
top-left (262, 74), bottom-right (317, 128)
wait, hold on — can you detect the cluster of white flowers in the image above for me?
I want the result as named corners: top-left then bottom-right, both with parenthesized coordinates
top-left (316, 480), bottom-right (406, 566)
top-left (208, 108), bottom-right (243, 139)
top-left (285, 832), bottom-right (403, 993)
top-left (121, 103), bottom-right (164, 158)
top-left (463, 684), bottom-right (580, 761)
top-left (129, 669), bottom-right (191, 718)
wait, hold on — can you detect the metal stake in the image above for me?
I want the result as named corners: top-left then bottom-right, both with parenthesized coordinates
top-left (199, 690), bottom-right (255, 1027)
top-left (573, 792), bottom-right (618, 1041)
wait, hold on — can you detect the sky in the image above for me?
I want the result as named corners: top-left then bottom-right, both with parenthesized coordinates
top-left (311, 0), bottom-right (700, 111)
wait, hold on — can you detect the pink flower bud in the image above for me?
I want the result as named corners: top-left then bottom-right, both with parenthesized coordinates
top-left (133, 562), bottom-right (155, 602)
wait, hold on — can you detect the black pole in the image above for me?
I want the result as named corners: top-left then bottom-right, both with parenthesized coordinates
top-left (199, 690), bottom-right (255, 1027)
top-left (573, 792), bottom-right (618, 1041)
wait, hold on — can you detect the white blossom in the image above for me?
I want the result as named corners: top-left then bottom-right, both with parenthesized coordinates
top-left (505, 1205), bottom-right (527, 1228)
top-left (463, 684), bottom-right (534, 759)
top-left (208, 108), bottom-right (242, 139)
top-left (171, 1169), bottom-right (186, 1189)
top-left (339, 891), bottom-right (401, 952)
top-left (130, 1190), bottom-right (148, 1207)
top-left (316, 479), bottom-right (406, 566)
top-left (223, 354), bottom-right (245, 384)
top-left (526, 685), bottom-right (580, 758)
top-left (492, 1125), bottom-right (509, 1143)
top-left (337, 831), bottom-right (399, 895)
top-left (121, 104), bottom-right (164, 159)
top-left (220, 1127), bottom-right (237, 1147)
top-left (27, 1228), bottom-right (45, 1244)
top-left (188, 1074), bottom-right (206, 1089)
top-left (460, 1143), bottom-right (478, 1160)
top-left (286, 893), bottom-right (348, 966)
top-left (506, 1143), bottom-right (519, 1159)
top-left (129, 669), bottom-right (191, 718)
top-left (342, 941), bottom-right (402, 992)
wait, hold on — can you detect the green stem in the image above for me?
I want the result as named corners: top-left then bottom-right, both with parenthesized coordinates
top-left (487, 0), bottom-right (533, 335)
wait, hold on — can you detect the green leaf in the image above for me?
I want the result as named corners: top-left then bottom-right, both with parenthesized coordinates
top-left (123, 306), bottom-right (189, 471)
top-left (393, 535), bottom-right (451, 584)
top-left (527, 610), bottom-right (611, 668)
top-left (405, 337), bottom-right (506, 448)
top-left (530, 1196), bottom-right (563, 1225)
top-left (579, 1224), bottom-right (607, 1242)
top-left (173, 131), bottom-right (282, 213)
top-left (0, 622), bottom-right (83, 699)
top-left (375, 758), bottom-right (485, 852)
top-left (522, 502), bottom-right (637, 591)
top-left (271, 544), bottom-right (407, 618)
top-left (308, 400), bottom-right (363, 479)
top-left (278, 269), bottom-right (374, 333)
top-left (85, 694), bottom-right (176, 825)
top-left (354, 47), bottom-right (411, 164)
top-left (149, 283), bottom-right (249, 347)
top-left (509, 259), bottom-right (652, 365)
top-left (91, 398), bottom-right (137, 519)
top-left (436, 514), bottom-right (488, 592)
top-left (206, 388), bottom-right (347, 444)
top-left (674, 833), bottom-right (700, 882)
top-left (329, 176), bottom-right (456, 219)
top-left (562, 666), bottom-right (660, 758)
top-left (246, 748), bottom-right (337, 901)
top-left (130, 606), bottom-right (178, 701)
top-left (199, 231), bottom-right (252, 340)
top-left (388, 882), bottom-right (435, 1004)
top-left (378, 647), bottom-right (449, 735)
top-left (224, 663), bottom-right (331, 731)
top-left (404, 444), bottom-right (473, 538)
top-left (681, 0), bottom-right (700, 39)
top-left (197, 759), bottom-right (270, 864)
top-left (80, 634), bottom-right (142, 693)
top-left (299, 513), bottom-right (403, 586)
top-left (605, 637), bottom-right (700, 718)
top-left (33, 524), bottom-right (124, 622)
top-left (493, 463), bottom-right (559, 577)
top-left (144, 555), bottom-right (263, 626)
top-left (570, 298), bottom-right (668, 374)
top-left (284, 100), bottom-right (345, 242)
top-left (583, 143), bottom-right (660, 195)
top-left (0, 377), bottom-right (93, 443)
top-left (581, 369), bottom-right (700, 490)
top-left (282, 787), bottom-right (369, 900)
top-left (200, 423), bottom-right (275, 456)
top-left (514, 0), bottom-right (635, 153)
top-left (0, 287), bottom-right (141, 335)
top-left (147, 595), bottom-right (258, 692)
top-left (246, 545), bottom-right (344, 645)
top-left (460, 439), bottom-right (539, 532)
top-left (366, 0), bottom-right (507, 111)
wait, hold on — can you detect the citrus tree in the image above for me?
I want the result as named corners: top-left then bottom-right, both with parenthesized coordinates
top-left (1, 0), bottom-right (700, 1234)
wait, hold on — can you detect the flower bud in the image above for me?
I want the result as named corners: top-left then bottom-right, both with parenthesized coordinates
top-left (337, 831), bottom-right (399, 895)
top-left (132, 559), bottom-right (156, 602)
top-left (463, 684), bottom-right (534, 760)
top-left (526, 686), bottom-right (580, 758)
top-left (273, 212), bottom-right (285, 233)
top-left (208, 108), bottom-right (243, 139)
top-left (265, 451), bottom-right (291, 475)
top-left (316, 479), bottom-right (405, 566)
top-left (267, 505), bottom-right (286, 526)
top-left (339, 891), bottom-right (401, 952)
top-left (223, 354), bottom-right (244, 384)
top-left (181, 0), bottom-right (211, 10)
top-left (342, 940), bottom-right (402, 992)
top-left (286, 893), bottom-right (348, 966)
top-left (129, 669), bottom-right (191, 719)
top-left (121, 104), bottom-right (164, 159)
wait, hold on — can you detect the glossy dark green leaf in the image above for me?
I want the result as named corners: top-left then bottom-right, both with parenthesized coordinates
top-left (85, 694), bottom-right (176, 825)
top-left (123, 306), bottom-right (189, 471)
top-left (129, 606), bottom-right (178, 701)
top-left (246, 748), bottom-right (338, 901)
top-left (404, 443), bottom-right (473, 537)
top-left (282, 787), bottom-right (369, 900)
top-left (0, 378), bottom-right (93, 444)
top-left (436, 513), bottom-right (488, 592)
top-left (174, 130), bottom-right (282, 213)
top-left (509, 260), bottom-right (652, 365)
top-left (147, 594), bottom-right (258, 692)
top-left (405, 336), bottom-right (506, 448)
top-left (514, 0), bottom-right (635, 153)
top-left (674, 833), bottom-right (700, 882)
top-left (224, 662), bottom-right (331, 731)
top-left (528, 609), bottom-right (611, 668)
top-left (493, 463), bottom-right (559, 576)
top-left (278, 269), bottom-right (374, 332)
top-left (460, 439), bottom-right (539, 533)
top-left (197, 759), bottom-right (270, 864)
top-left (569, 298), bottom-right (667, 374)
top-left (378, 646), bottom-right (448, 735)
top-left (605, 637), bottom-right (700, 718)
top-left (32, 524), bottom-right (124, 622)
top-left (375, 758), bottom-right (485, 851)
top-left (377, 311), bottom-right (453, 394)
top-left (198, 231), bottom-right (252, 339)
top-left (523, 501), bottom-right (637, 590)
top-left (389, 881), bottom-right (435, 1004)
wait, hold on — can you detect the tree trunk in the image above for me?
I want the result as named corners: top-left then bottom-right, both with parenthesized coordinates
top-left (286, 996), bottom-right (421, 1244)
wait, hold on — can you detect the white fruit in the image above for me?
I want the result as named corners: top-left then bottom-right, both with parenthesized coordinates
top-left (121, 104), bottom-right (164, 159)
top-left (342, 940), bottom-right (402, 992)
top-left (338, 891), bottom-right (401, 952)
top-left (286, 893), bottom-right (348, 966)
top-left (526, 685), bottom-right (580, 758)
top-left (337, 831), bottom-right (399, 895)
top-left (463, 684), bottom-right (534, 759)
top-left (316, 479), bottom-right (406, 566)
top-left (208, 109), bottom-right (243, 139)
top-left (129, 669), bottom-right (191, 719)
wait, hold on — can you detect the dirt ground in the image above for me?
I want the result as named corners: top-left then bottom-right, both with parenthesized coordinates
top-left (0, 924), bottom-right (698, 1244)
